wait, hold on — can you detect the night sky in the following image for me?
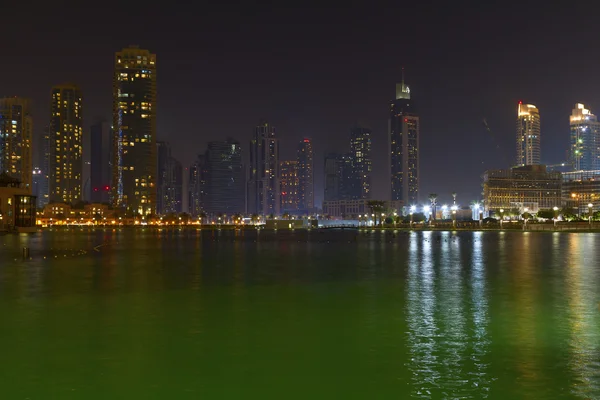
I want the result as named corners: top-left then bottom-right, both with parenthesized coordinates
top-left (2, 2), bottom-right (598, 207)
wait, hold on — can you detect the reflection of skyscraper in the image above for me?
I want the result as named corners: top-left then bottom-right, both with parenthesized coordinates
top-left (204, 138), bottom-right (244, 214)
top-left (90, 120), bottom-right (111, 203)
top-left (0, 97), bottom-right (33, 190)
top-left (49, 84), bottom-right (83, 204)
top-left (389, 74), bottom-right (419, 205)
top-left (248, 121), bottom-right (279, 215)
top-left (516, 102), bottom-right (541, 166)
top-left (112, 46), bottom-right (157, 214)
top-left (297, 138), bottom-right (314, 211)
top-left (350, 127), bottom-right (372, 199)
top-left (280, 160), bottom-right (299, 212)
top-left (569, 103), bottom-right (600, 171)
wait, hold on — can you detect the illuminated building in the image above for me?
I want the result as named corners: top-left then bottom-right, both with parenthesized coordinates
top-left (188, 155), bottom-right (206, 217)
top-left (0, 174), bottom-right (36, 232)
top-left (280, 160), bottom-right (299, 212)
top-left (49, 84), bottom-right (83, 204)
top-left (516, 102), bottom-right (541, 166)
top-left (562, 170), bottom-right (600, 215)
top-left (36, 126), bottom-right (50, 207)
top-left (112, 46), bottom-right (157, 215)
top-left (483, 165), bottom-right (561, 215)
top-left (569, 103), bottom-right (600, 171)
top-left (0, 97), bottom-right (33, 191)
top-left (156, 141), bottom-right (182, 214)
top-left (324, 152), bottom-right (355, 202)
top-left (389, 74), bottom-right (419, 205)
top-left (247, 120), bottom-right (279, 216)
top-left (297, 138), bottom-right (314, 211)
top-left (203, 139), bottom-right (244, 214)
top-left (90, 120), bottom-right (111, 203)
top-left (350, 126), bottom-right (372, 199)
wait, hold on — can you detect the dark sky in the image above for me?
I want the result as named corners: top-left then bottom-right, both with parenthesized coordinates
top-left (2, 2), bottom-right (598, 207)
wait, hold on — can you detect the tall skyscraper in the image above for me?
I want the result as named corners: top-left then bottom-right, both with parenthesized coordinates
top-left (36, 126), bottom-right (50, 207)
top-left (0, 97), bottom-right (33, 190)
top-left (90, 120), bottom-right (111, 203)
top-left (569, 103), bottom-right (600, 171)
top-left (297, 138), bottom-right (314, 211)
top-left (248, 120), bottom-right (279, 216)
top-left (156, 141), bottom-right (182, 214)
top-left (169, 157), bottom-right (183, 214)
top-left (324, 152), bottom-right (356, 202)
top-left (204, 138), bottom-right (244, 214)
top-left (389, 74), bottom-right (419, 205)
top-left (350, 126), bottom-right (372, 199)
top-left (49, 85), bottom-right (83, 204)
top-left (112, 46), bottom-right (157, 215)
top-left (280, 160), bottom-right (299, 212)
top-left (188, 155), bottom-right (206, 217)
top-left (516, 102), bottom-right (541, 166)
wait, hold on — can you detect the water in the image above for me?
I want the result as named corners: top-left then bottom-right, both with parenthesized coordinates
top-left (0, 229), bottom-right (599, 399)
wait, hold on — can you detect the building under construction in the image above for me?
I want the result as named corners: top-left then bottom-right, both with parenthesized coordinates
top-left (483, 165), bottom-right (562, 215)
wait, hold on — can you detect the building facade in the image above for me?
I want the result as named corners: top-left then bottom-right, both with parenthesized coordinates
top-left (483, 165), bottom-right (561, 215)
top-left (49, 85), bottom-right (83, 204)
top-left (90, 120), bottom-right (111, 203)
top-left (280, 160), bottom-right (299, 212)
top-left (0, 97), bottom-right (33, 191)
top-left (350, 126), bottom-right (372, 200)
top-left (188, 155), bottom-right (206, 217)
top-left (112, 46), bottom-right (157, 215)
top-left (247, 121), bottom-right (279, 216)
top-left (0, 174), bottom-right (36, 232)
top-left (569, 103), bottom-right (600, 171)
top-left (562, 170), bottom-right (600, 215)
top-left (389, 76), bottom-right (419, 205)
top-left (516, 102), bottom-right (541, 166)
top-left (297, 138), bottom-right (314, 211)
top-left (204, 139), bottom-right (244, 214)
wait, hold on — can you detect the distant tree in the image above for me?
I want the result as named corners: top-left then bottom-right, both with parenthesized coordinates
top-left (251, 214), bottom-right (259, 224)
top-left (199, 212), bottom-right (207, 224)
top-left (367, 200), bottom-right (385, 226)
top-left (93, 213), bottom-right (103, 223)
top-left (522, 212), bottom-right (533, 220)
top-left (536, 209), bottom-right (554, 220)
top-left (384, 216), bottom-right (394, 225)
top-left (268, 213), bottom-right (275, 220)
top-left (483, 217), bottom-right (497, 223)
top-left (282, 212), bottom-right (290, 220)
top-left (403, 212), bottom-right (426, 223)
top-left (179, 212), bottom-right (191, 224)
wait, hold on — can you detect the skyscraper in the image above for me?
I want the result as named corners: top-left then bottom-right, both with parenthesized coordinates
top-left (324, 152), bottom-right (356, 202)
top-left (516, 102), bottom-right (541, 166)
top-left (156, 141), bottom-right (182, 214)
top-left (90, 120), bottom-right (111, 203)
top-left (350, 126), bottom-right (372, 199)
top-left (248, 121), bottom-right (279, 216)
top-left (280, 160), bottom-right (299, 212)
top-left (569, 103), bottom-right (600, 171)
top-left (389, 74), bottom-right (419, 205)
top-left (49, 85), bottom-right (83, 204)
top-left (297, 138), bottom-right (314, 211)
top-left (36, 126), bottom-right (50, 207)
top-left (204, 139), bottom-right (244, 214)
top-left (0, 97), bottom-right (33, 190)
top-left (188, 155), bottom-right (206, 217)
top-left (112, 46), bottom-right (157, 215)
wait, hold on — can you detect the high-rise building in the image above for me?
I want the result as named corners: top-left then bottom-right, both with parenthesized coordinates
top-left (248, 120), bottom-right (279, 216)
top-left (204, 139), bottom-right (244, 214)
top-left (49, 85), bottom-right (83, 204)
top-left (156, 141), bottom-right (182, 214)
top-left (389, 74), bottom-right (419, 205)
top-left (90, 120), bottom-right (111, 203)
top-left (297, 138), bottom-right (314, 211)
top-left (188, 155), bottom-right (206, 217)
top-left (36, 126), bottom-right (50, 207)
top-left (324, 152), bottom-right (356, 202)
top-left (280, 160), bottom-right (299, 212)
top-left (350, 126), bottom-right (372, 199)
top-left (516, 102), bottom-right (541, 166)
top-left (0, 97), bottom-right (33, 190)
top-left (112, 46), bottom-right (157, 215)
top-left (569, 103), bottom-right (600, 171)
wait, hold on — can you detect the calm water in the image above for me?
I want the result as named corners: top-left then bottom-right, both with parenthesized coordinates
top-left (0, 229), bottom-right (599, 399)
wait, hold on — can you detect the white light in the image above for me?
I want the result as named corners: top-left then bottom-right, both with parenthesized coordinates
top-left (442, 205), bottom-right (448, 211)
top-left (424, 206), bottom-right (430, 213)
top-left (410, 205), bottom-right (416, 212)
top-left (588, 203), bottom-right (593, 208)
top-left (474, 203), bottom-right (480, 210)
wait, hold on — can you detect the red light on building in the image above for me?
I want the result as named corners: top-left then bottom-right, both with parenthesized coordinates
top-left (404, 118), bottom-right (408, 122)
top-left (93, 188), bottom-right (99, 192)
top-left (518, 100), bottom-right (522, 104)
top-left (303, 139), bottom-right (310, 143)
top-left (104, 186), bottom-right (110, 191)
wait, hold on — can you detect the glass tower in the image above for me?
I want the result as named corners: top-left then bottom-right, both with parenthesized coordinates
top-left (516, 102), bottom-right (541, 166)
top-left (569, 103), bottom-right (600, 171)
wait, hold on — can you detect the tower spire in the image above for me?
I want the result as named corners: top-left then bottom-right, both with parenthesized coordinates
top-left (401, 66), bottom-right (405, 86)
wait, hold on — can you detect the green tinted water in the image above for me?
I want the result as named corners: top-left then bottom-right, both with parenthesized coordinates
top-left (0, 229), bottom-right (599, 399)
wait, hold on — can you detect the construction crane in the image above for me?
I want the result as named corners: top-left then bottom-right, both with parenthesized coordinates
top-left (482, 118), bottom-right (511, 167)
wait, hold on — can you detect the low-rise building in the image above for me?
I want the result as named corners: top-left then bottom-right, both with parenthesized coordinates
top-left (562, 170), bottom-right (600, 215)
top-left (322, 199), bottom-right (402, 219)
top-left (0, 174), bottom-right (36, 232)
top-left (483, 165), bottom-right (562, 215)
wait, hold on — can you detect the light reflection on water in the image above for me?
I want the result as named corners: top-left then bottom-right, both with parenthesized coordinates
top-left (0, 230), bottom-right (600, 398)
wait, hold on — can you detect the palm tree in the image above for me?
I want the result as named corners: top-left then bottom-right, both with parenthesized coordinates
top-left (282, 212), bottom-right (290, 220)
top-left (452, 192), bottom-right (457, 205)
top-left (428, 193), bottom-right (438, 220)
top-left (251, 214), bottom-right (259, 225)
top-left (367, 200), bottom-right (385, 226)
top-left (233, 213), bottom-right (243, 224)
top-left (179, 212), bottom-right (191, 225)
top-left (199, 212), bottom-right (207, 225)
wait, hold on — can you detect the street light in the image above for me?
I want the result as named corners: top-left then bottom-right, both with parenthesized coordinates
top-left (409, 205), bottom-right (416, 228)
top-left (451, 205), bottom-right (457, 228)
top-left (588, 203), bottom-right (593, 228)
top-left (523, 207), bottom-right (529, 231)
top-left (553, 206), bottom-right (559, 229)
top-left (442, 205), bottom-right (448, 221)
top-left (499, 208), bottom-right (504, 229)
top-left (474, 203), bottom-right (481, 228)
top-left (424, 205), bottom-right (431, 227)
top-left (358, 214), bottom-right (362, 227)
top-left (393, 212), bottom-right (397, 228)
